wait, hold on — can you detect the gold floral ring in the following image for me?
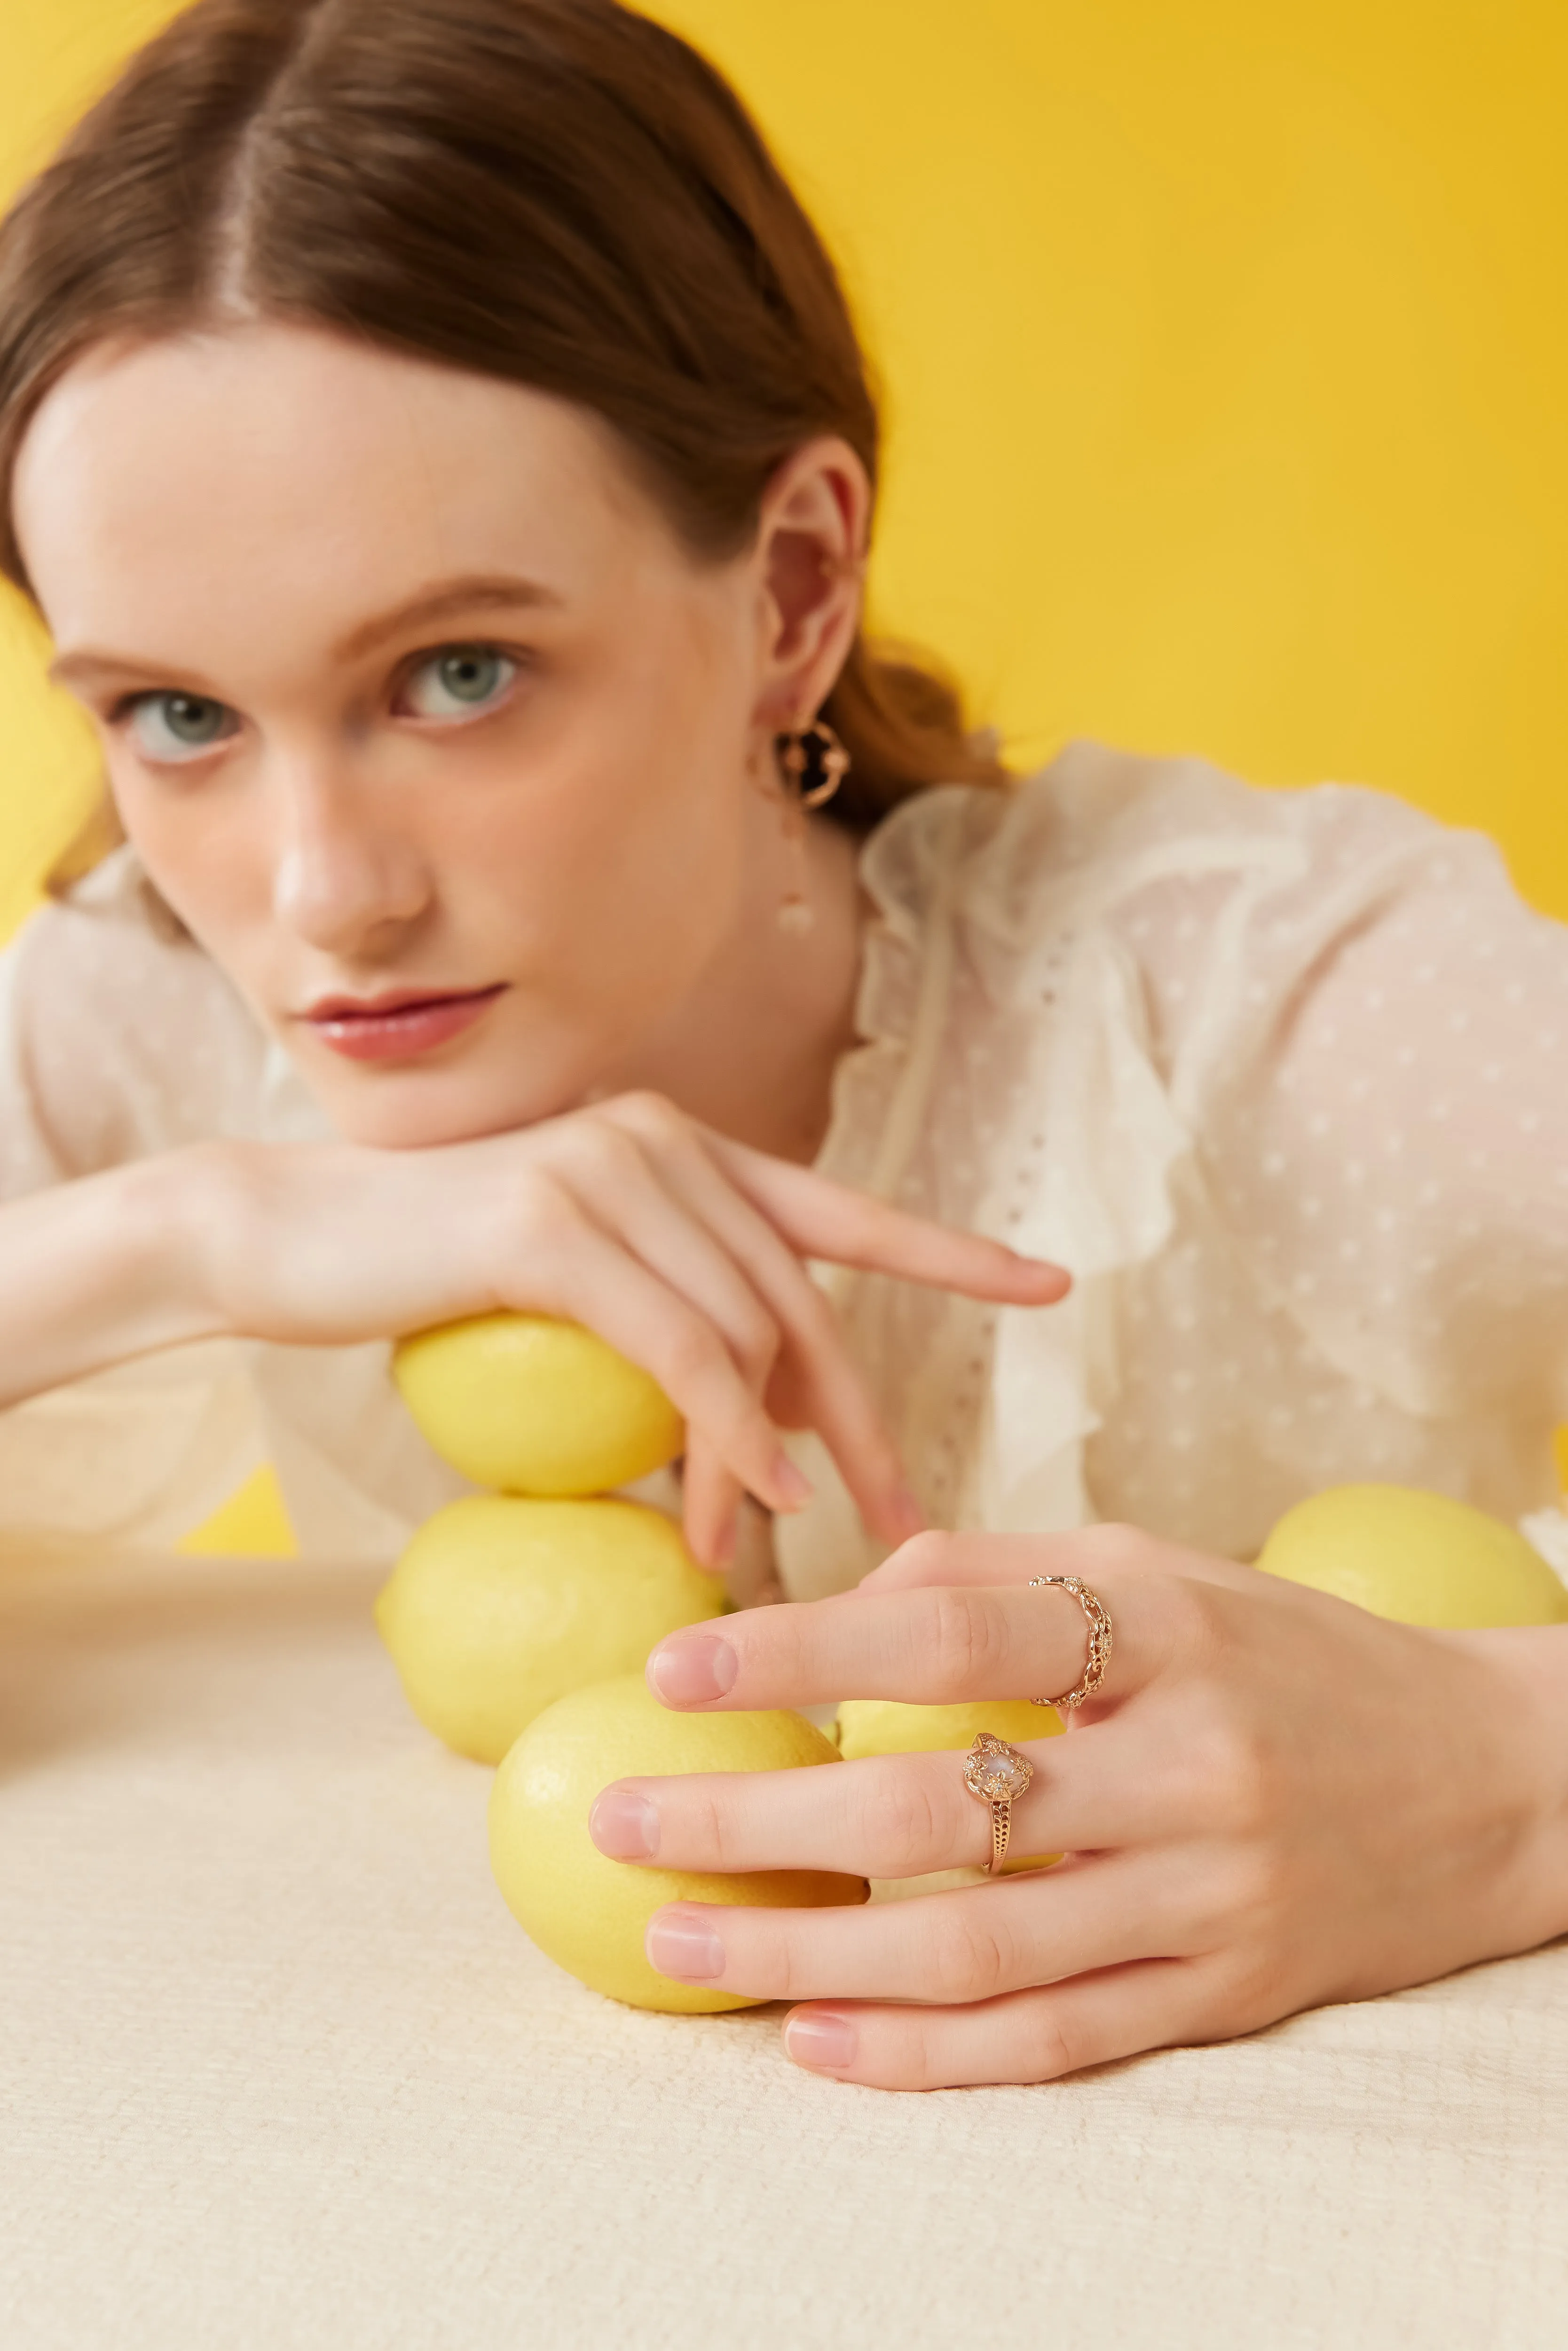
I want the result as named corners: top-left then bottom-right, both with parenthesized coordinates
top-left (962, 1733), bottom-right (1035, 1874)
top-left (1028, 1573), bottom-right (1114, 1710)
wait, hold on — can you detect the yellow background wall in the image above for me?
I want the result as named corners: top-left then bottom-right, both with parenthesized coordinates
top-left (2, 0), bottom-right (1565, 1547)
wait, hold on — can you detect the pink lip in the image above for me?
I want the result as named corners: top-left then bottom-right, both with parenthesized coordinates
top-left (299, 983), bottom-right (508, 1063)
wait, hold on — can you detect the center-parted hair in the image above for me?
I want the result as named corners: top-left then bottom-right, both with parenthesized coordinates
top-left (0, 0), bottom-right (1006, 880)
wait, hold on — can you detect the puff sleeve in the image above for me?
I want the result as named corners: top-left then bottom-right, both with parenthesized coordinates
top-left (0, 856), bottom-right (268, 1555)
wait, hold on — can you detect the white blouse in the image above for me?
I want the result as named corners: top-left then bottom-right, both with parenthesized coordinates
top-left (4, 739), bottom-right (1567, 1594)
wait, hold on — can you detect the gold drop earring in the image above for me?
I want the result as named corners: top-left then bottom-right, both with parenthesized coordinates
top-left (769, 716), bottom-right (851, 935)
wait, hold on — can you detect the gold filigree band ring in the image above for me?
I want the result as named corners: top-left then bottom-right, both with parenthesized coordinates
top-left (1028, 1573), bottom-right (1113, 1710)
top-left (961, 1734), bottom-right (1035, 1874)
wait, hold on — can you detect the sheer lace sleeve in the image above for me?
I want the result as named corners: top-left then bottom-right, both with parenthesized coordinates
top-left (0, 854), bottom-right (269, 1554)
top-left (0, 851), bottom-right (473, 1562)
top-left (1120, 780), bottom-right (1568, 1429)
top-left (0, 849), bottom-right (268, 1197)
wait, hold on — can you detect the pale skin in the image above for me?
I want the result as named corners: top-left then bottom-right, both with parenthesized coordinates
top-left (11, 321), bottom-right (1568, 2091)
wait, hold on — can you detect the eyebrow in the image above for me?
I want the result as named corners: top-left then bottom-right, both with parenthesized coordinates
top-left (331, 573), bottom-right (565, 662)
top-left (47, 572), bottom-right (565, 692)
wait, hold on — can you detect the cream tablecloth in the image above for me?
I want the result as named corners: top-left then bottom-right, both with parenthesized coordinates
top-left (2, 1543), bottom-right (1566, 2350)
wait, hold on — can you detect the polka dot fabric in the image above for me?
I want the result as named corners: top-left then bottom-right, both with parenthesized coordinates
top-left (776, 742), bottom-right (1568, 1594)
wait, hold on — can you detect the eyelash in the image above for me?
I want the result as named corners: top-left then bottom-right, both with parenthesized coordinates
top-left (104, 641), bottom-right (529, 751)
top-left (391, 643), bottom-right (527, 722)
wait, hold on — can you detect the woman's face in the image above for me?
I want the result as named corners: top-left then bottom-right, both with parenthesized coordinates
top-left (13, 322), bottom-right (827, 1146)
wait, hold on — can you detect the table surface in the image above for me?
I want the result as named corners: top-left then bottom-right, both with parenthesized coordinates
top-left (2, 1542), bottom-right (1566, 2351)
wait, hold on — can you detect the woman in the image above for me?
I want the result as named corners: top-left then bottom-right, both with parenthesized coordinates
top-left (1, 0), bottom-right (1565, 2092)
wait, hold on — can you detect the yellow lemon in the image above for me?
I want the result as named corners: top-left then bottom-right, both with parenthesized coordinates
top-left (1256, 1483), bottom-right (1568, 1628)
top-left (835, 1695), bottom-right (1065, 1760)
top-left (392, 1311), bottom-right (685, 1496)
top-left (489, 1673), bottom-right (867, 2013)
top-left (835, 1696), bottom-right (1066, 1873)
top-left (375, 1495), bottom-right (723, 1764)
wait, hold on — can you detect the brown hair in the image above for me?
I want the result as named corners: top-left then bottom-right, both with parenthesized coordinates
top-left (0, 0), bottom-right (1008, 892)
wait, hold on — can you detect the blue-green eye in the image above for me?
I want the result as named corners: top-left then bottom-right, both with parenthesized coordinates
top-left (126, 692), bottom-right (238, 763)
top-left (403, 646), bottom-right (518, 720)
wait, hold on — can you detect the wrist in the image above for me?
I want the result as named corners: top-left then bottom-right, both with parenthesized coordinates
top-left (108, 1143), bottom-right (243, 1354)
top-left (1464, 1624), bottom-right (1568, 1953)
top-left (0, 1144), bottom-right (251, 1412)
top-left (111, 1143), bottom-right (273, 1364)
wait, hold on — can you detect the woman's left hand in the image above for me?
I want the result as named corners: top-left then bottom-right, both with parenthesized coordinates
top-left (590, 1527), bottom-right (1568, 2089)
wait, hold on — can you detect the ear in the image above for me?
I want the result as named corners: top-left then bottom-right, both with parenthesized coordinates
top-left (749, 436), bottom-right (871, 735)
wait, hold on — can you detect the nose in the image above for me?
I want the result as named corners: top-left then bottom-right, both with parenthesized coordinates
top-left (268, 748), bottom-right (432, 955)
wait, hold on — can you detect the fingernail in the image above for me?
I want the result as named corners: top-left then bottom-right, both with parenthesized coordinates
top-left (646, 1909), bottom-right (725, 1983)
top-left (589, 1786), bottom-right (659, 1861)
top-left (784, 2009), bottom-right (858, 2073)
top-left (772, 1454), bottom-right (813, 1510)
top-left (647, 1633), bottom-right (738, 1706)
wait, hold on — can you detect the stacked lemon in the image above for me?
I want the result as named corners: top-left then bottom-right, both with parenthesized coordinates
top-left (378, 1312), bottom-right (863, 2010)
top-left (380, 1310), bottom-right (705, 1765)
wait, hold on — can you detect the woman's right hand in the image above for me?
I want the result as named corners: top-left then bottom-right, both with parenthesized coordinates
top-left (194, 1091), bottom-right (1069, 1565)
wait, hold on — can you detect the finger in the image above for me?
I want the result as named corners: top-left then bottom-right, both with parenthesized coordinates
top-left (756, 1274), bottom-right (924, 1547)
top-left (781, 1957), bottom-right (1230, 2090)
top-left (703, 1132), bottom-right (1072, 1307)
top-left (645, 1571), bottom-right (1182, 1714)
top-left (546, 1148), bottom-right (779, 1566)
top-left (596, 1109), bottom-right (922, 1547)
top-left (859, 1523), bottom-right (1260, 1597)
top-left (591, 1719), bottom-right (1183, 1878)
top-left (679, 1437), bottom-right (745, 1570)
top-left (644, 1852), bottom-right (1190, 2004)
top-left (549, 1156), bottom-right (775, 1565)
top-left (506, 1193), bottom-right (807, 1519)
top-left (552, 1127), bottom-right (784, 1397)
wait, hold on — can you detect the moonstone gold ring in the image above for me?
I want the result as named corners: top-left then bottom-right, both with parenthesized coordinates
top-left (1028, 1573), bottom-right (1113, 1710)
top-left (962, 1733), bottom-right (1035, 1874)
